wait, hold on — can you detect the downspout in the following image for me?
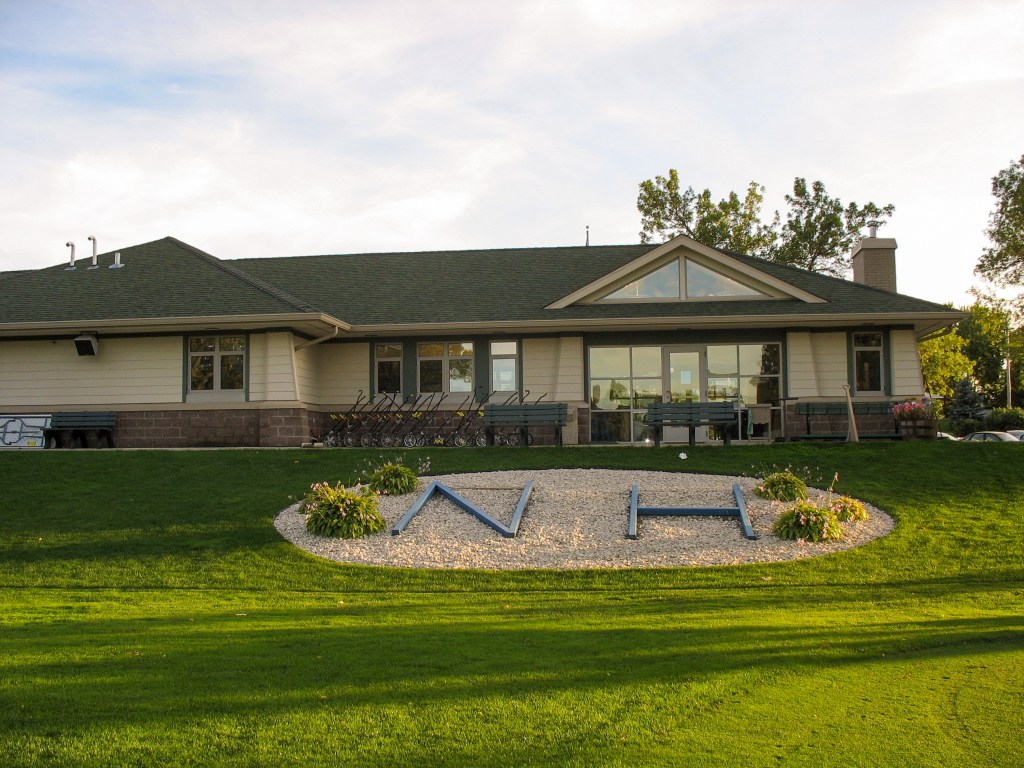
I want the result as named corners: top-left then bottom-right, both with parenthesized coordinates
top-left (295, 325), bottom-right (340, 351)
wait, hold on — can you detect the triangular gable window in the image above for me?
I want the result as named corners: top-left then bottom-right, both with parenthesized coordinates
top-left (597, 256), bottom-right (768, 302)
top-left (603, 259), bottom-right (680, 299)
top-left (685, 259), bottom-right (764, 297)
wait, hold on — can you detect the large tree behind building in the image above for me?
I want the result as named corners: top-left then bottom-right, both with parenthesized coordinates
top-left (957, 291), bottom-right (1023, 407)
top-left (774, 178), bottom-right (895, 277)
top-left (637, 170), bottom-right (893, 276)
top-left (918, 328), bottom-right (974, 403)
top-left (636, 170), bottom-right (778, 255)
top-left (975, 154), bottom-right (1024, 289)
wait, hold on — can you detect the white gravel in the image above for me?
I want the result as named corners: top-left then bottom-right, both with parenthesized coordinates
top-left (273, 469), bottom-right (894, 570)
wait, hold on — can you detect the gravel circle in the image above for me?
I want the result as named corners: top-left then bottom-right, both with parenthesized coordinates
top-left (274, 469), bottom-right (894, 570)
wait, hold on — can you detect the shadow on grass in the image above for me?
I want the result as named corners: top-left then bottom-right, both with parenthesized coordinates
top-left (4, 598), bottom-right (1023, 740)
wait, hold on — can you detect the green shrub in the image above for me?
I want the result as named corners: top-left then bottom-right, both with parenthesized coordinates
top-left (359, 454), bottom-right (430, 496)
top-left (984, 407), bottom-right (1024, 431)
top-left (773, 500), bottom-right (844, 542)
top-left (367, 462), bottom-right (419, 496)
top-left (829, 495), bottom-right (869, 522)
top-left (754, 471), bottom-right (808, 502)
top-left (950, 418), bottom-right (983, 437)
top-left (302, 482), bottom-right (386, 538)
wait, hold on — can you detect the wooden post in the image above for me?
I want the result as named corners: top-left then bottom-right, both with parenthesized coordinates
top-left (842, 385), bottom-right (859, 443)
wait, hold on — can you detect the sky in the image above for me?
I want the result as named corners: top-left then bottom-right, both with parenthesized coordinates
top-left (1, 0), bottom-right (1022, 307)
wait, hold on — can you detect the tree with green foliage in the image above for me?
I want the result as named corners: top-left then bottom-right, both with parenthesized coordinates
top-left (774, 178), bottom-right (895, 277)
top-left (637, 170), bottom-right (894, 276)
top-left (957, 291), bottom-right (1023, 407)
top-left (975, 154), bottom-right (1024, 288)
top-left (637, 170), bottom-right (778, 255)
top-left (918, 329), bottom-right (974, 403)
top-left (947, 375), bottom-right (986, 423)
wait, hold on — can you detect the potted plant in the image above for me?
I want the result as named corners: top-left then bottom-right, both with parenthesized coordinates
top-left (892, 399), bottom-right (938, 440)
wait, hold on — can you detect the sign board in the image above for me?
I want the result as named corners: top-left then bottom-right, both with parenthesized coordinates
top-left (0, 415), bottom-right (52, 449)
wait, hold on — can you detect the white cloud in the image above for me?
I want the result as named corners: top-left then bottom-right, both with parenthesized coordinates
top-left (1, 0), bottom-right (1022, 306)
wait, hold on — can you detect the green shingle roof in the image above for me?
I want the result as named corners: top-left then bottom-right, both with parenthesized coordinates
top-left (231, 243), bottom-right (958, 325)
top-left (1, 236), bottom-right (961, 332)
top-left (0, 238), bottom-right (317, 325)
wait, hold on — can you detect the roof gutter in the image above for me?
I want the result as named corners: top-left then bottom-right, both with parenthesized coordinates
top-left (348, 309), bottom-right (969, 336)
top-left (294, 324), bottom-right (341, 350)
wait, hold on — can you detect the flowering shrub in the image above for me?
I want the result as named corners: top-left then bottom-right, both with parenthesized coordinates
top-left (367, 463), bottom-right (419, 496)
top-left (773, 500), bottom-right (844, 542)
top-left (891, 399), bottom-right (934, 421)
top-left (302, 482), bottom-right (385, 538)
top-left (754, 471), bottom-right (808, 502)
top-left (829, 495), bottom-right (869, 522)
top-left (359, 454), bottom-right (429, 496)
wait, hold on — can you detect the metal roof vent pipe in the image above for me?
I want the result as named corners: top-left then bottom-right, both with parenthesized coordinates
top-left (65, 241), bottom-right (76, 270)
top-left (87, 235), bottom-right (99, 269)
top-left (110, 251), bottom-right (123, 269)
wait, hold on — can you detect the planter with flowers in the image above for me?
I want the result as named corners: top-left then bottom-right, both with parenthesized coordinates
top-left (892, 400), bottom-right (938, 440)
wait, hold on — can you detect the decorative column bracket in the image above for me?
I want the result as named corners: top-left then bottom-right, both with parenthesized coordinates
top-left (628, 483), bottom-right (757, 541)
top-left (391, 481), bottom-right (534, 539)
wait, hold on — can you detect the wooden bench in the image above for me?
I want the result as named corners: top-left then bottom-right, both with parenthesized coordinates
top-left (644, 401), bottom-right (737, 448)
top-left (44, 411), bottom-right (118, 449)
top-left (793, 401), bottom-right (899, 440)
top-left (483, 403), bottom-right (568, 447)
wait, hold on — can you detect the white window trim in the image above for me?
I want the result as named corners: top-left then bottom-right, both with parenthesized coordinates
top-left (852, 332), bottom-right (886, 395)
top-left (417, 341), bottom-right (475, 395)
top-left (489, 340), bottom-right (519, 393)
top-left (186, 335), bottom-right (247, 404)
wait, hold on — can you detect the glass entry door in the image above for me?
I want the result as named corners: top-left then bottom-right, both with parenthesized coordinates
top-left (663, 347), bottom-right (706, 443)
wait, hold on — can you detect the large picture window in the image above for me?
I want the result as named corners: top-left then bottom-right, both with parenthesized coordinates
top-left (853, 332), bottom-right (884, 394)
top-left (707, 343), bottom-right (782, 439)
top-left (188, 335), bottom-right (246, 401)
top-left (588, 342), bottom-right (783, 443)
top-left (418, 341), bottom-right (474, 394)
top-left (589, 346), bottom-right (662, 442)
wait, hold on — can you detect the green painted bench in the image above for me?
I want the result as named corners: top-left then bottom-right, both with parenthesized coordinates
top-left (483, 403), bottom-right (568, 447)
top-left (45, 411), bottom-right (117, 449)
top-left (793, 401), bottom-right (899, 440)
top-left (644, 401), bottom-right (737, 448)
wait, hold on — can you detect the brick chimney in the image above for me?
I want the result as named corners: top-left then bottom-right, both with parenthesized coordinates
top-left (851, 221), bottom-right (897, 292)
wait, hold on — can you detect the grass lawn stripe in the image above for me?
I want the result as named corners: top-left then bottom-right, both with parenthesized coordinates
top-left (2, 443), bottom-right (1023, 766)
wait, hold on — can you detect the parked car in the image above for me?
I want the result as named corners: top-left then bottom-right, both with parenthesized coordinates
top-left (936, 431), bottom-right (960, 440)
top-left (1007, 430), bottom-right (1024, 441)
top-left (961, 431), bottom-right (1022, 442)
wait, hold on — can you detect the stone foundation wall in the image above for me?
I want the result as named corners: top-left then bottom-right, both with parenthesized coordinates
top-left (110, 404), bottom-right (587, 449)
top-left (311, 406), bottom-right (588, 447)
top-left (115, 408), bottom-right (309, 448)
top-left (784, 404), bottom-right (900, 440)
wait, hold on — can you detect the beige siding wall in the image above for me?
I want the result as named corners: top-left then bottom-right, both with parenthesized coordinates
top-left (890, 329), bottom-right (925, 396)
top-left (316, 343), bottom-right (370, 406)
top-left (249, 332), bottom-right (297, 402)
top-left (785, 332), bottom-right (817, 398)
top-left (786, 331), bottom-right (848, 398)
top-left (812, 332), bottom-right (849, 397)
top-left (523, 336), bottom-right (585, 403)
top-left (293, 342), bottom-right (320, 403)
top-left (0, 337), bottom-right (182, 408)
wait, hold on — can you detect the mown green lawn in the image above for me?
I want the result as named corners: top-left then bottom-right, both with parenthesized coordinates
top-left (2, 443), bottom-right (1022, 767)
